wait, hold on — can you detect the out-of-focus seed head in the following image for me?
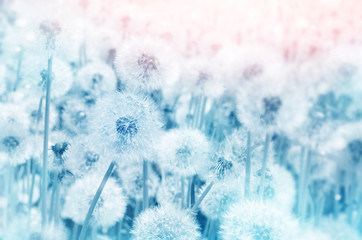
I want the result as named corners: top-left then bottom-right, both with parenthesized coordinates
top-left (132, 204), bottom-right (201, 240)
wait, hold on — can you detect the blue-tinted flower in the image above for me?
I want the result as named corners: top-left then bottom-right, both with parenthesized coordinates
top-left (157, 128), bottom-right (211, 177)
top-left (76, 60), bottom-right (117, 94)
top-left (220, 201), bottom-right (299, 240)
top-left (90, 91), bottom-right (163, 161)
top-left (156, 172), bottom-right (183, 206)
top-left (132, 204), bottom-right (201, 240)
top-left (18, 54), bottom-right (73, 98)
top-left (62, 172), bottom-right (127, 227)
top-left (117, 156), bottom-right (160, 201)
top-left (0, 117), bottom-right (31, 169)
top-left (250, 164), bottom-right (296, 212)
top-left (115, 37), bottom-right (180, 93)
top-left (200, 179), bottom-right (243, 220)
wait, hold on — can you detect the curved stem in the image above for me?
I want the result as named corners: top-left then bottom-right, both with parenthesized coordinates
top-left (78, 161), bottom-right (116, 240)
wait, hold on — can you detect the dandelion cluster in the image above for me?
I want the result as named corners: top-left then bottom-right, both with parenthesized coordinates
top-left (1, 0), bottom-right (362, 239)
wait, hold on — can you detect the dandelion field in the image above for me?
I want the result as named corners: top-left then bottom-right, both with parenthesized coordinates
top-left (1, 0), bottom-right (362, 239)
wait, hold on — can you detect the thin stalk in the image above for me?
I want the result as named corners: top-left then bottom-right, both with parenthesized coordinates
top-left (191, 181), bottom-right (214, 213)
top-left (134, 200), bottom-right (141, 218)
top-left (181, 176), bottom-right (185, 208)
top-left (143, 160), bottom-right (149, 210)
top-left (244, 131), bottom-right (251, 199)
top-left (259, 134), bottom-right (270, 200)
top-left (28, 160), bottom-right (36, 213)
top-left (78, 161), bottom-right (116, 240)
top-left (300, 149), bottom-right (312, 221)
top-left (72, 224), bottom-right (79, 240)
top-left (13, 48), bottom-right (23, 91)
top-left (297, 147), bottom-right (305, 217)
top-left (190, 176), bottom-right (195, 207)
top-left (314, 195), bottom-right (325, 226)
top-left (186, 177), bottom-right (192, 208)
top-left (203, 218), bottom-right (210, 238)
top-left (91, 224), bottom-right (97, 240)
top-left (41, 53), bottom-right (53, 231)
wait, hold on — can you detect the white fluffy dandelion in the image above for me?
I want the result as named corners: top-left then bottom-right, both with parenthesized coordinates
top-left (0, 117), bottom-right (31, 169)
top-left (117, 158), bottom-right (160, 201)
top-left (157, 128), bottom-right (211, 177)
top-left (62, 173), bottom-right (127, 227)
top-left (115, 37), bottom-right (180, 93)
top-left (199, 179), bottom-right (243, 220)
top-left (132, 204), bottom-right (201, 240)
top-left (76, 60), bottom-right (117, 94)
top-left (18, 54), bottom-right (73, 98)
top-left (90, 91), bottom-right (163, 161)
top-left (220, 201), bottom-right (299, 240)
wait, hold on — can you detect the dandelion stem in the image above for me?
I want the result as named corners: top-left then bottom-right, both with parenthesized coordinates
top-left (244, 131), bottom-right (251, 199)
top-left (259, 133), bottom-right (270, 200)
top-left (191, 181), bottom-right (214, 213)
top-left (181, 176), bottom-right (185, 208)
top-left (78, 161), bottom-right (116, 240)
top-left (72, 223), bottom-right (79, 240)
top-left (186, 177), bottom-right (192, 208)
top-left (13, 47), bottom-right (23, 91)
top-left (41, 53), bottom-right (53, 233)
top-left (190, 176), bottom-right (195, 207)
top-left (300, 149), bottom-right (312, 221)
top-left (143, 160), bottom-right (149, 210)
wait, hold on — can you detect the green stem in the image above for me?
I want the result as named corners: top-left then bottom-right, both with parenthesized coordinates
top-left (41, 53), bottom-right (53, 231)
top-left (259, 134), bottom-right (270, 200)
top-left (143, 160), bottom-right (149, 210)
top-left (78, 161), bottom-right (116, 240)
top-left (244, 131), bottom-right (251, 199)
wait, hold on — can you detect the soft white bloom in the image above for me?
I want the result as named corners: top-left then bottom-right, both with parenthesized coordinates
top-left (62, 173), bottom-right (127, 227)
top-left (132, 204), bottom-right (201, 240)
top-left (157, 128), bottom-right (211, 177)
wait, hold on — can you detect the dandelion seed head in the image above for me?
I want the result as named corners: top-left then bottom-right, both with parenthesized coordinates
top-left (156, 172), bottom-right (183, 206)
top-left (62, 97), bottom-right (92, 135)
top-left (47, 131), bottom-right (70, 173)
top-left (19, 54), bottom-right (73, 98)
top-left (251, 164), bottom-right (296, 212)
top-left (132, 204), bottom-right (201, 240)
top-left (0, 117), bottom-right (31, 169)
top-left (115, 37), bottom-right (180, 93)
top-left (62, 173), bottom-right (127, 227)
top-left (200, 179), bottom-right (243, 220)
top-left (65, 135), bottom-right (111, 178)
top-left (39, 20), bottom-right (61, 50)
top-left (181, 57), bottom-right (226, 99)
top-left (117, 159), bottom-right (160, 200)
top-left (90, 91), bottom-right (163, 161)
top-left (76, 60), bottom-right (117, 94)
top-left (157, 128), bottom-right (211, 177)
top-left (209, 150), bottom-right (243, 181)
top-left (220, 201), bottom-right (299, 240)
